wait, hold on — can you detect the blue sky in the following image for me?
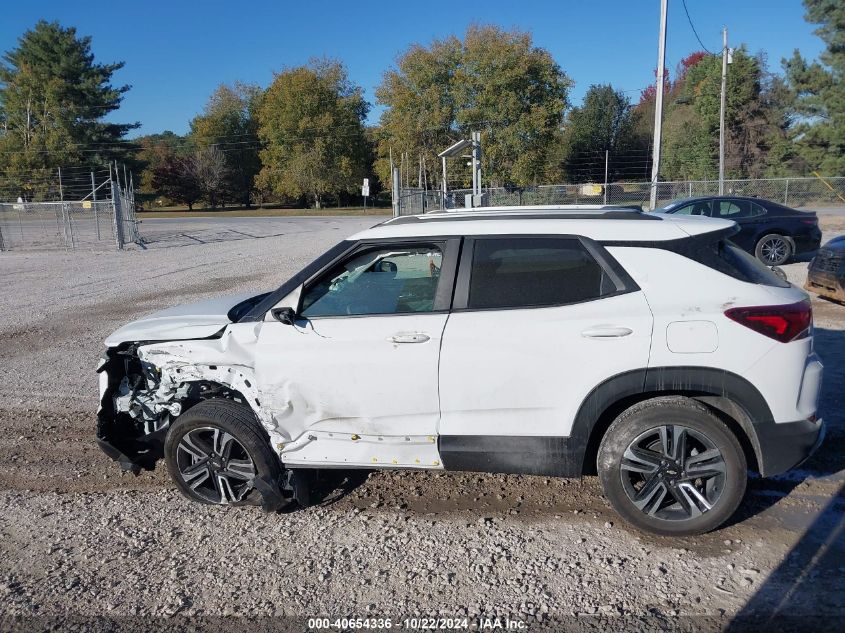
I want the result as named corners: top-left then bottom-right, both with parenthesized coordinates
top-left (0, 0), bottom-right (826, 137)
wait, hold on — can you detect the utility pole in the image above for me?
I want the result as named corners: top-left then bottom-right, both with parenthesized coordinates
top-left (471, 131), bottom-right (481, 198)
top-left (391, 167), bottom-right (401, 217)
top-left (719, 26), bottom-right (728, 195)
top-left (649, 0), bottom-right (669, 211)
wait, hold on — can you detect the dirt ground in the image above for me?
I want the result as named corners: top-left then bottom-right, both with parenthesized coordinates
top-left (0, 214), bottom-right (843, 631)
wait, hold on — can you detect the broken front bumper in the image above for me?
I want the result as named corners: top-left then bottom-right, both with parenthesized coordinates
top-left (95, 428), bottom-right (167, 474)
top-left (96, 349), bottom-right (166, 474)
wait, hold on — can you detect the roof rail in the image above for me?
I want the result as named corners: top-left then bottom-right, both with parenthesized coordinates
top-left (386, 205), bottom-right (660, 225)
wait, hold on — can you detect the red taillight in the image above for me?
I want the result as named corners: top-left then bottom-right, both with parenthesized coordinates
top-left (800, 218), bottom-right (818, 225)
top-left (725, 300), bottom-right (812, 342)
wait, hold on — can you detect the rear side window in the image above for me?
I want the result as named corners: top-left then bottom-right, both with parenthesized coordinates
top-left (467, 237), bottom-right (614, 309)
top-left (713, 200), bottom-right (763, 219)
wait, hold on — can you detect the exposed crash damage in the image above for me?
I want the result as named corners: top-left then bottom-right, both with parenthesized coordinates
top-left (96, 292), bottom-right (307, 509)
top-left (96, 335), bottom-right (263, 472)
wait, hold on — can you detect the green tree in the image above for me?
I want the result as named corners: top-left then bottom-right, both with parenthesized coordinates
top-left (135, 131), bottom-right (187, 206)
top-left (660, 48), bottom-right (787, 180)
top-left (190, 83), bottom-right (261, 207)
top-left (784, 0), bottom-right (845, 174)
top-left (0, 20), bottom-right (136, 200)
top-left (256, 60), bottom-right (369, 208)
top-left (558, 84), bottom-right (647, 182)
top-left (376, 25), bottom-right (571, 188)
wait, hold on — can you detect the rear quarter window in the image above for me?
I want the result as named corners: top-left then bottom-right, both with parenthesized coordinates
top-left (714, 240), bottom-right (790, 287)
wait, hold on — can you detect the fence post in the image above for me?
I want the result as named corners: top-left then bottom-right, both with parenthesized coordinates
top-left (784, 179), bottom-right (789, 205)
top-left (58, 167), bottom-right (75, 250)
top-left (110, 163), bottom-right (124, 250)
top-left (91, 171), bottom-right (101, 241)
top-left (603, 150), bottom-right (609, 205)
top-left (58, 168), bottom-right (65, 248)
top-left (129, 171), bottom-right (139, 242)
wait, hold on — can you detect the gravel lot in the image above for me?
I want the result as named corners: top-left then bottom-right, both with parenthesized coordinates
top-left (1, 214), bottom-right (843, 630)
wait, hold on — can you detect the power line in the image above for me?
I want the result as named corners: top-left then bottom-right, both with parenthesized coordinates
top-left (681, 0), bottom-right (716, 55)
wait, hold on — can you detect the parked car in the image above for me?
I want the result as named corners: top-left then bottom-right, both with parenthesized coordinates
top-left (657, 196), bottom-right (822, 266)
top-left (806, 236), bottom-right (845, 302)
top-left (97, 205), bottom-right (824, 536)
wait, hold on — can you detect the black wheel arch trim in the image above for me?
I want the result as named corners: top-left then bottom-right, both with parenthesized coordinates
top-left (571, 366), bottom-right (775, 475)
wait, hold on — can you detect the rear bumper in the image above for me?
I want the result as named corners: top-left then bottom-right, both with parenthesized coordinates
top-left (794, 230), bottom-right (822, 254)
top-left (756, 417), bottom-right (825, 477)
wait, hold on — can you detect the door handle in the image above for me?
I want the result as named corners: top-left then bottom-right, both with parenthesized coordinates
top-left (581, 326), bottom-right (633, 338)
top-left (389, 332), bottom-right (430, 344)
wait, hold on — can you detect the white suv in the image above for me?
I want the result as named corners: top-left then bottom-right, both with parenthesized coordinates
top-left (96, 206), bottom-right (824, 535)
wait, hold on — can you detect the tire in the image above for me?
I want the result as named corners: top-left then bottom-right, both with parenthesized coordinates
top-left (164, 399), bottom-right (284, 507)
top-left (755, 233), bottom-right (793, 266)
top-left (597, 396), bottom-right (747, 536)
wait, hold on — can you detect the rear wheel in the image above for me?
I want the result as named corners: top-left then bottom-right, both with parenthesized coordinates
top-left (755, 234), bottom-right (792, 266)
top-left (164, 399), bottom-right (286, 507)
top-left (597, 397), bottom-right (747, 536)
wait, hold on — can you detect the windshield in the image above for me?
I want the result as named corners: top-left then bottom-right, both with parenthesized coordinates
top-left (656, 199), bottom-right (689, 213)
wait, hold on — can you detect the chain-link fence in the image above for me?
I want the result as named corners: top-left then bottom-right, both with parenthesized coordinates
top-left (396, 176), bottom-right (845, 216)
top-left (0, 167), bottom-right (142, 252)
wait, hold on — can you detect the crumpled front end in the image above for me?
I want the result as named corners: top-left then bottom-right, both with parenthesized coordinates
top-left (96, 345), bottom-right (171, 473)
top-left (96, 324), bottom-right (268, 474)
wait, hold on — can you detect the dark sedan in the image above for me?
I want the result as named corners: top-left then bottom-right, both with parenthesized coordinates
top-left (806, 236), bottom-right (845, 302)
top-left (657, 196), bottom-right (822, 265)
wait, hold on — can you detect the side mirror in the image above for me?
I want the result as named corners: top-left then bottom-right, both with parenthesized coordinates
top-left (271, 306), bottom-right (297, 325)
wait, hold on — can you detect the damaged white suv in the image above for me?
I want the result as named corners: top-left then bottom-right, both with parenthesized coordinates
top-left (97, 206), bottom-right (824, 535)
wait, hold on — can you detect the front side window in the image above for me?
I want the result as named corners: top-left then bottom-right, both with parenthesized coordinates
top-left (300, 245), bottom-right (443, 317)
top-left (670, 201), bottom-right (711, 216)
top-left (467, 237), bottom-right (611, 310)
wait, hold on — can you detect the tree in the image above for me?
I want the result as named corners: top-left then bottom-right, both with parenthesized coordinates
top-left (784, 0), bottom-right (845, 174)
top-left (151, 153), bottom-right (202, 210)
top-left (658, 48), bottom-right (788, 180)
top-left (0, 20), bottom-right (137, 200)
top-left (558, 85), bottom-right (647, 182)
top-left (186, 145), bottom-right (228, 208)
top-left (190, 83), bottom-right (261, 207)
top-left (375, 25), bottom-right (571, 188)
top-left (135, 131), bottom-right (187, 205)
top-left (256, 59), bottom-right (369, 208)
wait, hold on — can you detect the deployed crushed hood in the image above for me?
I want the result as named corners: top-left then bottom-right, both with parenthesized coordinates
top-left (105, 292), bottom-right (262, 347)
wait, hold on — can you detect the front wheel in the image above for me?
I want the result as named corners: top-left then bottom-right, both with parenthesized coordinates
top-left (755, 234), bottom-right (792, 266)
top-left (164, 399), bottom-right (288, 507)
top-left (597, 397), bottom-right (747, 536)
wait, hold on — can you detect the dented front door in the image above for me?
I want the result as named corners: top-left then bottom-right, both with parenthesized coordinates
top-left (253, 241), bottom-right (454, 469)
